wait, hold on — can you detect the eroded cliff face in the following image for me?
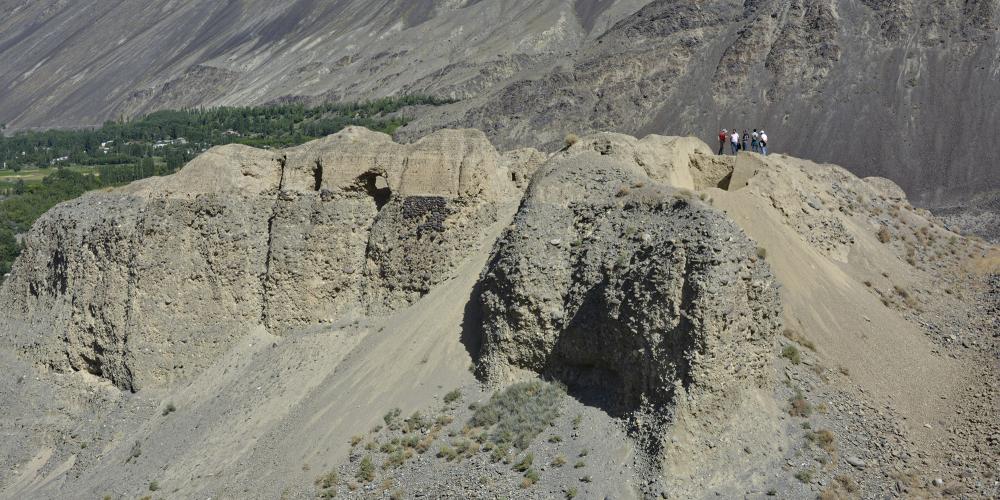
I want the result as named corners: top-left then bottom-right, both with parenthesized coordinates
top-left (476, 134), bottom-right (782, 451)
top-left (0, 127), bottom-right (533, 391)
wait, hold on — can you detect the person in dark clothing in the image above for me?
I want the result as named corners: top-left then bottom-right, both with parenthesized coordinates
top-left (742, 129), bottom-right (750, 152)
top-left (718, 129), bottom-right (727, 155)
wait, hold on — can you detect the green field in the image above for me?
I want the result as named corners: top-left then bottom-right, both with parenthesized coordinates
top-left (0, 165), bottom-right (101, 186)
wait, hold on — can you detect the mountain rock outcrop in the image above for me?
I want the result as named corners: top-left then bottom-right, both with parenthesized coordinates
top-left (477, 134), bottom-right (782, 445)
top-left (421, 0), bottom-right (1000, 205)
top-left (3, 0), bottom-right (996, 205)
top-left (0, 127), bottom-right (532, 391)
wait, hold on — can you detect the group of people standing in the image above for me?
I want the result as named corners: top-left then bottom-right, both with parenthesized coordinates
top-left (717, 128), bottom-right (768, 156)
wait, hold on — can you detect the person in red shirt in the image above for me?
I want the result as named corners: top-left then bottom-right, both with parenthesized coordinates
top-left (718, 129), bottom-right (727, 155)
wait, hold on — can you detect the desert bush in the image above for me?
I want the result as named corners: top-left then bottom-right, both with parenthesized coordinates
top-left (835, 474), bottom-right (858, 492)
top-left (316, 470), bottom-right (339, 489)
top-left (566, 486), bottom-right (579, 499)
top-left (574, 460), bottom-right (586, 469)
top-left (404, 412), bottom-right (430, 433)
top-left (788, 390), bottom-right (812, 417)
top-left (521, 468), bottom-right (540, 488)
top-left (125, 441), bottom-right (142, 464)
top-left (512, 453), bottom-right (534, 472)
top-left (781, 345), bottom-right (801, 364)
top-left (357, 456), bottom-right (375, 482)
top-left (350, 435), bottom-right (363, 447)
top-left (453, 438), bottom-right (475, 456)
top-left (383, 408), bottom-right (401, 427)
top-left (149, 481), bottom-right (159, 491)
top-left (756, 247), bottom-right (768, 259)
top-left (877, 226), bottom-right (891, 243)
top-left (490, 442), bottom-right (510, 463)
top-left (443, 389), bottom-right (462, 405)
top-left (384, 450), bottom-right (406, 469)
top-left (161, 402), bottom-right (176, 416)
top-left (564, 134), bottom-right (579, 148)
top-left (437, 444), bottom-right (457, 461)
top-left (807, 429), bottom-right (836, 453)
top-left (782, 329), bottom-right (816, 351)
top-left (469, 380), bottom-right (565, 449)
top-left (415, 435), bottom-right (434, 454)
top-left (795, 469), bottom-right (814, 483)
top-left (401, 435), bottom-right (420, 449)
top-left (552, 455), bottom-right (567, 467)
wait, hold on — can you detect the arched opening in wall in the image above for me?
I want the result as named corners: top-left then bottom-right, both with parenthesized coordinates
top-left (354, 171), bottom-right (392, 210)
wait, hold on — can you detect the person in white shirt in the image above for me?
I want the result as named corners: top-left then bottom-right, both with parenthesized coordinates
top-left (731, 130), bottom-right (740, 155)
top-left (759, 130), bottom-right (768, 156)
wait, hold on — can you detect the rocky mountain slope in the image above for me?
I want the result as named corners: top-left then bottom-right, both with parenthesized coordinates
top-left (1, 0), bottom-right (997, 205)
top-left (1, 128), bottom-right (996, 499)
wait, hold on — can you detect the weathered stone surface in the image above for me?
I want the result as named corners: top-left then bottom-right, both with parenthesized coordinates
top-left (476, 133), bottom-right (782, 418)
top-left (0, 127), bottom-right (534, 390)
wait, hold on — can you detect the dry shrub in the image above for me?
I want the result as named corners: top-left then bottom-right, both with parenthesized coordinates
top-left (564, 134), bottom-right (579, 148)
top-left (470, 381), bottom-right (565, 449)
top-left (782, 345), bottom-right (801, 364)
top-left (807, 429), bottom-right (836, 453)
top-left (877, 226), bottom-right (891, 243)
top-left (783, 328), bottom-right (816, 351)
top-left (835, 475), bottom-right (859, 493)
top-left (789, 390), bottom-right (812, 417)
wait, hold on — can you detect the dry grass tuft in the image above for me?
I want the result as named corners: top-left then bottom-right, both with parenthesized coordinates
top-left (877, 226), bottom-right (891, 243)
top-left (469, 381), bottom-right (565, 449)
top-left (782, 345), bottom-right (802, 364)
top-left (782, 328), bottom-right (816, 351)
top-left (789, 390), bottom-right (812, 417)
top-left (807, 429), bottom-right (836, 453)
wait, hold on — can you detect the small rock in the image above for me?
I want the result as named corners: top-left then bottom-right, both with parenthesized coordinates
top-left (846, 456), bottom-right (866, 469)
top-left (932, 478), bottom-right (944, 487)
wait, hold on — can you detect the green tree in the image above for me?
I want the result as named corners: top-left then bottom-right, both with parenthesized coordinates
top-left (0, 228), bottom-right (18, 274)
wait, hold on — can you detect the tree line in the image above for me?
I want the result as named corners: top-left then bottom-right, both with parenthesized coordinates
top-left (0, 95), bottom-right (450, 170)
